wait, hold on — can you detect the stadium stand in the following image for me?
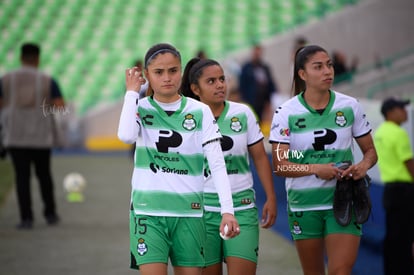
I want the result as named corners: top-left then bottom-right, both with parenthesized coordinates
top-left (2, 1), bottom-right (414, 274)
top-left (334, 46), bottom-right (414, 102)
top-left (0, 0), bottom-right (359, 116)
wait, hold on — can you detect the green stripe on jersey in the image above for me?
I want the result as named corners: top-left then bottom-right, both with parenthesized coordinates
top-left (139, 97), bottom-right (203, 133)
top-left (204, 153), bottom-right (250, 175)
top-left (132, 190), bottom-right (203, 216)
top-left (224, 154), bottom-right (250, 174)
top-left (288, 107), bottom-right (355, 134)
top-left (288, 186), bottom-right (335, 210)
top-left (204, 189), bottom-right (255, 209)
top-left (292, 148), bottom-right (353, 164)
top-left (135, 147), bottom-right (204, 176)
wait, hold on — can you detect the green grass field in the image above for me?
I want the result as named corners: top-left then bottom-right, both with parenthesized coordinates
top-left (0, 159), bottom-right (14, 206)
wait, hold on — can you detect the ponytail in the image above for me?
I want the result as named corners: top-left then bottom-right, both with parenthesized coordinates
top-left (181, 57), bottom-right (202, 100)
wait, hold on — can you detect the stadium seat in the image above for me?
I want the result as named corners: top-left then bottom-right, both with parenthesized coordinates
top-left (0, 0), bottom-right (360, 115)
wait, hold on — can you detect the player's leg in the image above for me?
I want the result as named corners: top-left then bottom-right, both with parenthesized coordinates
top-left (130, 214), bottom-right (169, 275)
top-left (295, 238), bottom-right (326, 275)
top-left (226, 257), bottom-right (256, 275)
top-left (324, 210), bottom-right (361, 275)
top-left (140, 263), bottom-right (169, 275)
top-left (288, 209), bottom-right (326, 274)
top-left (325, 234), bottom-right (359, 275)
top-left (171, 217), bottom-right (206, 275)
top-left (203, 211), bottom-right (224, 275)
top-left (224, 208), bottom-right (259, 275)
top-left (174, 266), bottom-right (202, 275)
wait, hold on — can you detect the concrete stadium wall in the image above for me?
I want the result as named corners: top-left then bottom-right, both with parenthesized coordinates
top-left (79, 0), bottom-right (414, 151)
top-left (80, 100), bottom-right (130, 151)
top-left (225, 0), bottom-right (414, 95)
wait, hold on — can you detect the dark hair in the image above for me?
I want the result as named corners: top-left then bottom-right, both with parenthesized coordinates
top-left (21, 42), bottom-right (40, 59)
top-left (292, 45), bottom-right (328, 96)
top-left (143, 43), bottom-right (181, 96)
top-left (181, 57), bottom-right (221, 100)
top-left (134, 59), bottom-right (143, 68)
top-left (144, 43), bottom-right (181, 69)
top-left (196, 50), bottom-right (207, 59)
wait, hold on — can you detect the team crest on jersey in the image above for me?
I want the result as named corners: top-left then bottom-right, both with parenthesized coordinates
top-left (230, 117), bottom-right (242, 132)
top-left (292, 221), bottom-right (302, 235)
top-left (191, 202), bottom-right (201, 209)
top-left (182, 114), bottom-right (196, 130)
top-left (137, 238), bottom-right (148, 256)
top-left (335, 111), bottom-right (347, 127)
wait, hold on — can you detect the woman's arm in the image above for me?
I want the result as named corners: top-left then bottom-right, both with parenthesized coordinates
top-left (117, 68), bottom-right (145, 143)
top-left (249, 141), bottom-right (277, 228)
top-left (272, 143), bottom-right (343, 181)
top-left (404, 159), bottom-right (414, 181)
top-left (204, 140), bottom-right (234, 215)
top-left (341, 134), bottom-right (377, 180)
top-left (117, 91), bottom-right (139, 144)
top-left (204, 140), bottom-right (240, 237)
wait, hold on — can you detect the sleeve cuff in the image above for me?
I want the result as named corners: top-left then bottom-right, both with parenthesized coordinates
top-left (125, 91), bottom-right (140, 99)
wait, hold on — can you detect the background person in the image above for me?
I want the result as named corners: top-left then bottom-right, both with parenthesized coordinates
top-left (181, 57), bottom-right (277, 275)
top-left (117, 43), bottom-right (239, 275)
top-left (269, 45), bottom-right (377, 274)
top-left (238, 43), bottom-right (278, 123)
top-left (0, 42), bottom-right (65, 229)
top-left (374, 97), bottom-right (414, 275)
top-left (331, 50), bottom-right (358, 85)
top-left (291, 36), bottom-right (308, 62)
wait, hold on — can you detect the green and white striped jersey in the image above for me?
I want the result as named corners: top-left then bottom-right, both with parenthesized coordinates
top-left (131, 96), bottom-right (222, 217)
top-left (269, 90), bottom-right (371, 211)
top-left (204, 101), bottom-right (263, 212)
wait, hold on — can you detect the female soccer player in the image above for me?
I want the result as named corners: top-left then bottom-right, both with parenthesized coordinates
top-left (181, 57), bottom-right (277, 275)
top-left (118, 43), bottom-right (239, 275)
top-left (269, 45), bottom-right (377, 274)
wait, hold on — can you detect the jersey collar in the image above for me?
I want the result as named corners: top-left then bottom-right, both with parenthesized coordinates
top-left (148, 95), bottom-right (187, 118)
top-left (215, 101), bottom-right (229, 123)
top-left (298, 90), bottom-right (335, 115)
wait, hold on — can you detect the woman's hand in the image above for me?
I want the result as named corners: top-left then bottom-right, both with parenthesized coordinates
top-left (220, 213), bottom-right (240, 239)
top-left (125, 66), bottom-right (146, 92)
top-left (341, 163), bottom-right (369, 180)
top-left (260, 198), bottom-right (277, 228)
top-left (312, 163), bottom-right (344, 181)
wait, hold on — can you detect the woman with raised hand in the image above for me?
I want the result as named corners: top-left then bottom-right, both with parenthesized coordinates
top-left (118, 43), bottom-right (239, 275)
